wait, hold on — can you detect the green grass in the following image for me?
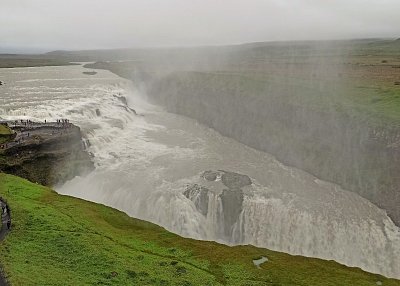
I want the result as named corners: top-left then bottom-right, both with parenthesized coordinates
top-left (162, 70), bottom-right (400, 128)
top-left (0, 174), bottom-right (398, 285)
top-left (0, 125), bottom-right (13, 145)
top-left (0, 125), bottom-right (12, 136)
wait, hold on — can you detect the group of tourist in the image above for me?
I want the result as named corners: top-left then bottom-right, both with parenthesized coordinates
top-left (56, 118), bottom-right (70, 125)
top-left (0, 118), bottom-right (73, 150)
top-left (8, 118), bottom-right (72, 127)
top-left (12, 119), bottom-right (35, 127)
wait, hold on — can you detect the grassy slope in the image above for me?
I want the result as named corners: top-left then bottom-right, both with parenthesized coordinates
top-left (0, 174), bottom-right (398, 286)
top-left (0, 125), bottom-right (12, 135)
top-left (0, 125), bottom-right (12, 145)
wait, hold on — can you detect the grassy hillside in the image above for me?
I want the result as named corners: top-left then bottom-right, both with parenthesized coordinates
top-left (0, 125), bottom-right (13, 145)
top-left (0, 125), bottom-right (12, 136)
top-left (0, 174), bottom-right (398, 285)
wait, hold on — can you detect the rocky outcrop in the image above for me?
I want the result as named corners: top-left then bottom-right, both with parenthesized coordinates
top-left (220, 188), bottom-right (244, 237)
top-left (184, 170), bottom-right (251, 240)
top-left (220, 171), bottom-right (252, 189)
top-left (82, 71), bottom-right (97, 75)
top-left (184, 184), bottom-right (209, 216)
top-left (0, 124), bottom-right (94, 186)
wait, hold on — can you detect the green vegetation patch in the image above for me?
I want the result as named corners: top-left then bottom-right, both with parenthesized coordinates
top-left (0, 173), bottom-right (398, 285)
top-left (0, 125), bottom-right (12, 136)
top-left (0, 124), bottom-right (13, 145)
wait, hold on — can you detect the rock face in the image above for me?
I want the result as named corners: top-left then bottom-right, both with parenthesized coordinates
top-left (220, 188), bottom-right (244, 237)
top-left (220, 171), bottom-right (252, 189)
top-left (184, 170), bottom-right (251, 241)
top-left (183, 184), bottom-right (209, 216)
top-left (146, 73), bottom-right (400, 226)
top-left (0, 123), bottom-right (94, 186)
top-left (202, 170), bottom-right (218, 181)
top-left (82, 71), bottom-right (97, 75)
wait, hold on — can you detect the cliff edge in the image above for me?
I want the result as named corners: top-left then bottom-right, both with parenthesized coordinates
top-left (0, 121), bottom-right (93, 186)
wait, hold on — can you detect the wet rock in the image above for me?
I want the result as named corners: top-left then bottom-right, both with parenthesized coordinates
top-left (122, 105), bottom-right (137, 115)
top-left (219, 188), bottom-right (244, 237)
top-left (202, 170), bottom-right (218, 181)
top-left (220, 170), bottom-right (252, 189)
top-left (82, 71), bottom-right (97, 75)
top-left (184, 184), bottom-right (209, 216)
top-left (113, 94), bottom-right (128, 105)
top-left (0, 123), bottom-right (94, 186)
top-left (95, 109), bottom-right (101, 116)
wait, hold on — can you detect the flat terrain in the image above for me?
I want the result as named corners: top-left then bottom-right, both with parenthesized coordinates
top-left (0, 57), bottom-right (74, 68)
top-left (0, 174), bottom-right (398, 285)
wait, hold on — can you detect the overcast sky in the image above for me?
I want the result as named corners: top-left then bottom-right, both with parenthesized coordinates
top-left (1, 0), bottom-right (399, 52)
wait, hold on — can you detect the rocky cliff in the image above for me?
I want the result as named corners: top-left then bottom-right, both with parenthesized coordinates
top-left (0, 123), bottom-right (93, 186)
top-left (83, 40), bottom-right (400, 226)
top-left (146, 72), bottom-right (400, 226)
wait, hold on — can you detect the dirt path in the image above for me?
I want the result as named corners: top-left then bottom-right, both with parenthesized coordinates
top-left (0, 200), bottom-right (10, 286)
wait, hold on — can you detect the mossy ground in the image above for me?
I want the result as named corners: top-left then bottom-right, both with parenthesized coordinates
top-left (0, 174), bottom-right (398, 286)
top-left (0, 125), bottom-right (12, 145)
top-left (0, 125), bottom-right (12, 136)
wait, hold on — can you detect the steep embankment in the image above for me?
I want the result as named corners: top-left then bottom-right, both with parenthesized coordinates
top-left (0, 173), bottom-right (398, 285)
top-left (144, 71), bottom-right (400, 227)
top-left (0, 124), bottom-right (93, 186)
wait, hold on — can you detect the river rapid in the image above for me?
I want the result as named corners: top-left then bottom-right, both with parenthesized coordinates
top-left (0, 64), bottom-right (399, 278)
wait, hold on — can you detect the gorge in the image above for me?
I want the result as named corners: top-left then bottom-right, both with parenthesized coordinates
top-left (1, 40), bottom-right (400, 280)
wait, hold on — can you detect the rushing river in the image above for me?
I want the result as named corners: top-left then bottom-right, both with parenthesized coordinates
top-left (0, 64), bottom-right (399, 278)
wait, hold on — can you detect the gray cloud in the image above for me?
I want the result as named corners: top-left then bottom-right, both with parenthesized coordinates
top-left (0, 0), bottom-right (399, 52)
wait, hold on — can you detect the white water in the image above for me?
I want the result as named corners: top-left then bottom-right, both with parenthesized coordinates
top-left (1, 65), bottom-right (399, 278)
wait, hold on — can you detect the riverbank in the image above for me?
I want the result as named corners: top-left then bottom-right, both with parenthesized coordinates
top-left (0, 173), bottom-right (398, 285)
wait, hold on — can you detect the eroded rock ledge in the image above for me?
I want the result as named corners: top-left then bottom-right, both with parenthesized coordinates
top-left (184, 170), bottom-right (251, 240)
top-left (0, 121), bottom-right (94, 186)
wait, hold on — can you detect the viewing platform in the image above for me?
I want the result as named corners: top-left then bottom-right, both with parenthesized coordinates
top-left (0, 119), bottom-right (74, 150)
